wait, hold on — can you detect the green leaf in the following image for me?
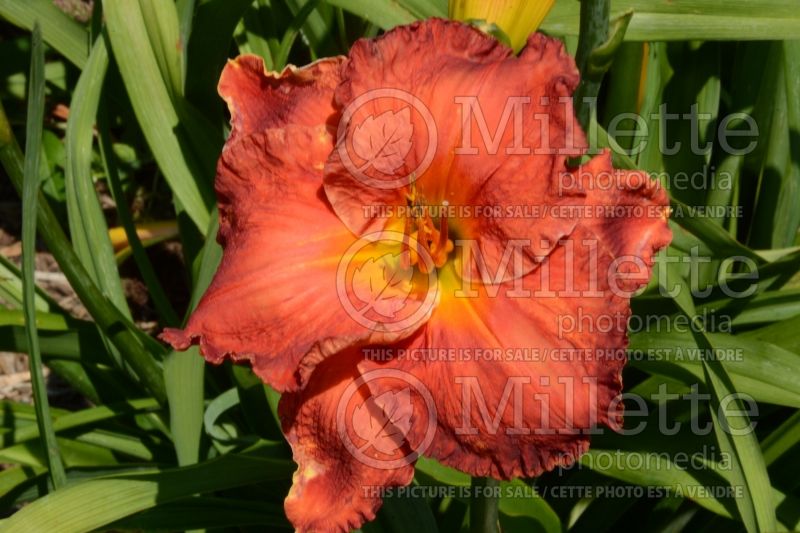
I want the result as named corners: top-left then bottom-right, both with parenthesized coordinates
top-left (98, 102), bottom-right (180, 326)
top-left (322, 0), bottom-right (418, 30)
top-left (139, 0), bottom-right (184, 97)
top-left (184, 0), bottom-right (253, 116)
top-left (542, 0), bottom-right (800, 41)
top-left (164, 348), bottom-right (204, 465)
top-left (2, 447), bottom-right (293, 532)
top-left (0, 0), bottom-right (88, 68)
top-left (203, 387), bottom-right (241, 444)
top-left (741, 311), bottom-right (800, 354)
top-left (108, 496), bottom-right (290, 530)
top-left (781, 39), bottom-right (800, 246)
top-left (497, 480), bottom-right (561, 533)
top-left (580, 449), bottom-right (737, 518)
top-left (0, 96), bottom-right (167, 405)
top-left (103, 1), bottom-right (212, 231)
top-left (164, 213), bottom-right (221, 465)
top-left (64, 36), bottom-right (133, 376)
top-left (658, 261), bottom-right (776, 532)
top-left (275, 0), bottom-right (323, 70)
top-left (21, 23), bottom-right (67, 492)
top-left (0, 436), bottom-right (117, 470)
top-left (0, 464), bottom-right (47, 503)
top-left (630, 329), bottom-right (800, 408)
top-left (3, 399), bottom-right (159, 448)
top-left (761, 410), bottom-right (800, 466)
top-left (0, 254), bottom-right (56, 311)
top-left (369, 490), bottom-right (440, 533)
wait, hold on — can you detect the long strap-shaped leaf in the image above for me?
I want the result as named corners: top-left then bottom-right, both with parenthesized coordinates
top-left (596, 121), bottom-right (778, 531)
top-left (659, 260), bottom-right (776, 532)
top-left (327, 0), bottom-right (800, 41)
top-left (103, 0), bottom-right (212, 231)
top-left (2, 448), bottom-right (293, 533)
top-left (0, 100), bottom-right (167, 405)
top-left (0, 0), bottom-right (88, 68)
top-left (542, 0), bottom-right (800, 41)
top-left (163, 214), bottom-right (221, 466)
top-left (64, 35), bottom-right (136, 378)
top-left (21, 22), bottom-right (68, 492)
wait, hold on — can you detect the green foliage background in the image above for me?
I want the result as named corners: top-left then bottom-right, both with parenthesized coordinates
top-left (0, 0), bottom-right (798, 531)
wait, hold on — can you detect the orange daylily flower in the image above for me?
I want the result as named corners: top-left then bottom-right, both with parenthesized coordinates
top-left (162, 19), bottom-right (671, 532)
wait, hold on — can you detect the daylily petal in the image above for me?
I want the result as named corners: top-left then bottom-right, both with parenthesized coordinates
top-left (162, 127), bottom-right (428, 392)
top-left (574, 150), bottom-right (672, 291)
top-left (324, 20), bottom-right (586, 280)
top-left (360, 225), bottom-right (634, 479)
top-left (218, 54), bottom-right (344, 143)
top-left (280, 349), bottom-right (415, 532)
top-left (163, 51), bottom-right (439, 391)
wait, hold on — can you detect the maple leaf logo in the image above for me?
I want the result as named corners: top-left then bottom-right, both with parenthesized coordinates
top-left (351, 253), bottom-right (413, 318)
top-left (352, 107), bottom-right (414, 174)
top-left (352, 388), bottom-right (413, 455)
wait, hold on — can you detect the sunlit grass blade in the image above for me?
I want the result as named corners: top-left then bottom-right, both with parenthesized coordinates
top-left (776, 39), bottom-right (800, 247)
top-left (497, 480), bottom-right (561, 533)
top-left (0, 0), bottom-right (88, 68)
top-left (274, 0), bottom-right (322, 69)
top-left (631, 42), bottom-right (668, 174)
top-left (1, 309), bottom-right (106, 359)
top-left (2, 447), bottom-right (293, 532)
top-left (164, 349), bottom-right (204, 465)
top-left (239, 0), bottom-right (279, 68)
top-left (0, 436), bottom-right (118, 469)
top-left (0, 98), bottom-right (167, 405)
top-left (185, 0), bottom-right (253, 116)
top-left (601, 42), bottom-right (645, 151)
top-left (542, 0), bottom-right (800, 41)
top-left (65, 37), bottom-right (128, 318)
top-left (176, 0), bottom-right (195, 85)
top-left (748, 53), bottom-right (792, 249)
top-left (0, 253), bottom-right (56, 311)
top-left (98, 104), bottom-right (180, 327)
top-left (130, 0), bottom-right (225, 187)
top-left (139, 0), bottom-right (183, 96)
top-left (103, 1), bottom-right (212, 231)
top-left (659, 261), bottom-right (776, 532)
top-left (741, 311), bottom-right (800, 354)
top-left (64, 37), bottom-right (139, 379)
top-left (761, 410), bottom-right (800, 466)
top-left (164, 213), bottom-right (220, 465)
top-left (108, 496), bottom-right (289, 530)
top-left (580, 448), bottom-right (737, 518)
top-left (0, 465), bottom-right (47, 502)
top-left (21, 23), bottom-right (67, 491)
top-left (630, 329), bottom-right (800, 407)
top-left (284, 0), bottom-right (335, 56)
top-left (323, 0), bottom-right (418, 30)
top-left (5, 399), bottom-right (159, 447)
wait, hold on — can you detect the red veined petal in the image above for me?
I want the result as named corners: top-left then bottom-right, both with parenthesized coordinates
top-left (573, 150), bottom-right (672, 291)
top-left (218, 54), bottom-right (344, 143)
top-left (324, 19), bottom-right (587, 281)
top-left (280, 349), bottom-right (415, 532)
top-left (161, 126), bottom-right (429, 392)
top-left (359, 225), bottom-right (640, 479)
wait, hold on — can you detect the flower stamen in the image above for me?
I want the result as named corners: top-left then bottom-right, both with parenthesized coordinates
top-left (402, 188), bottom-right (454, 271)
